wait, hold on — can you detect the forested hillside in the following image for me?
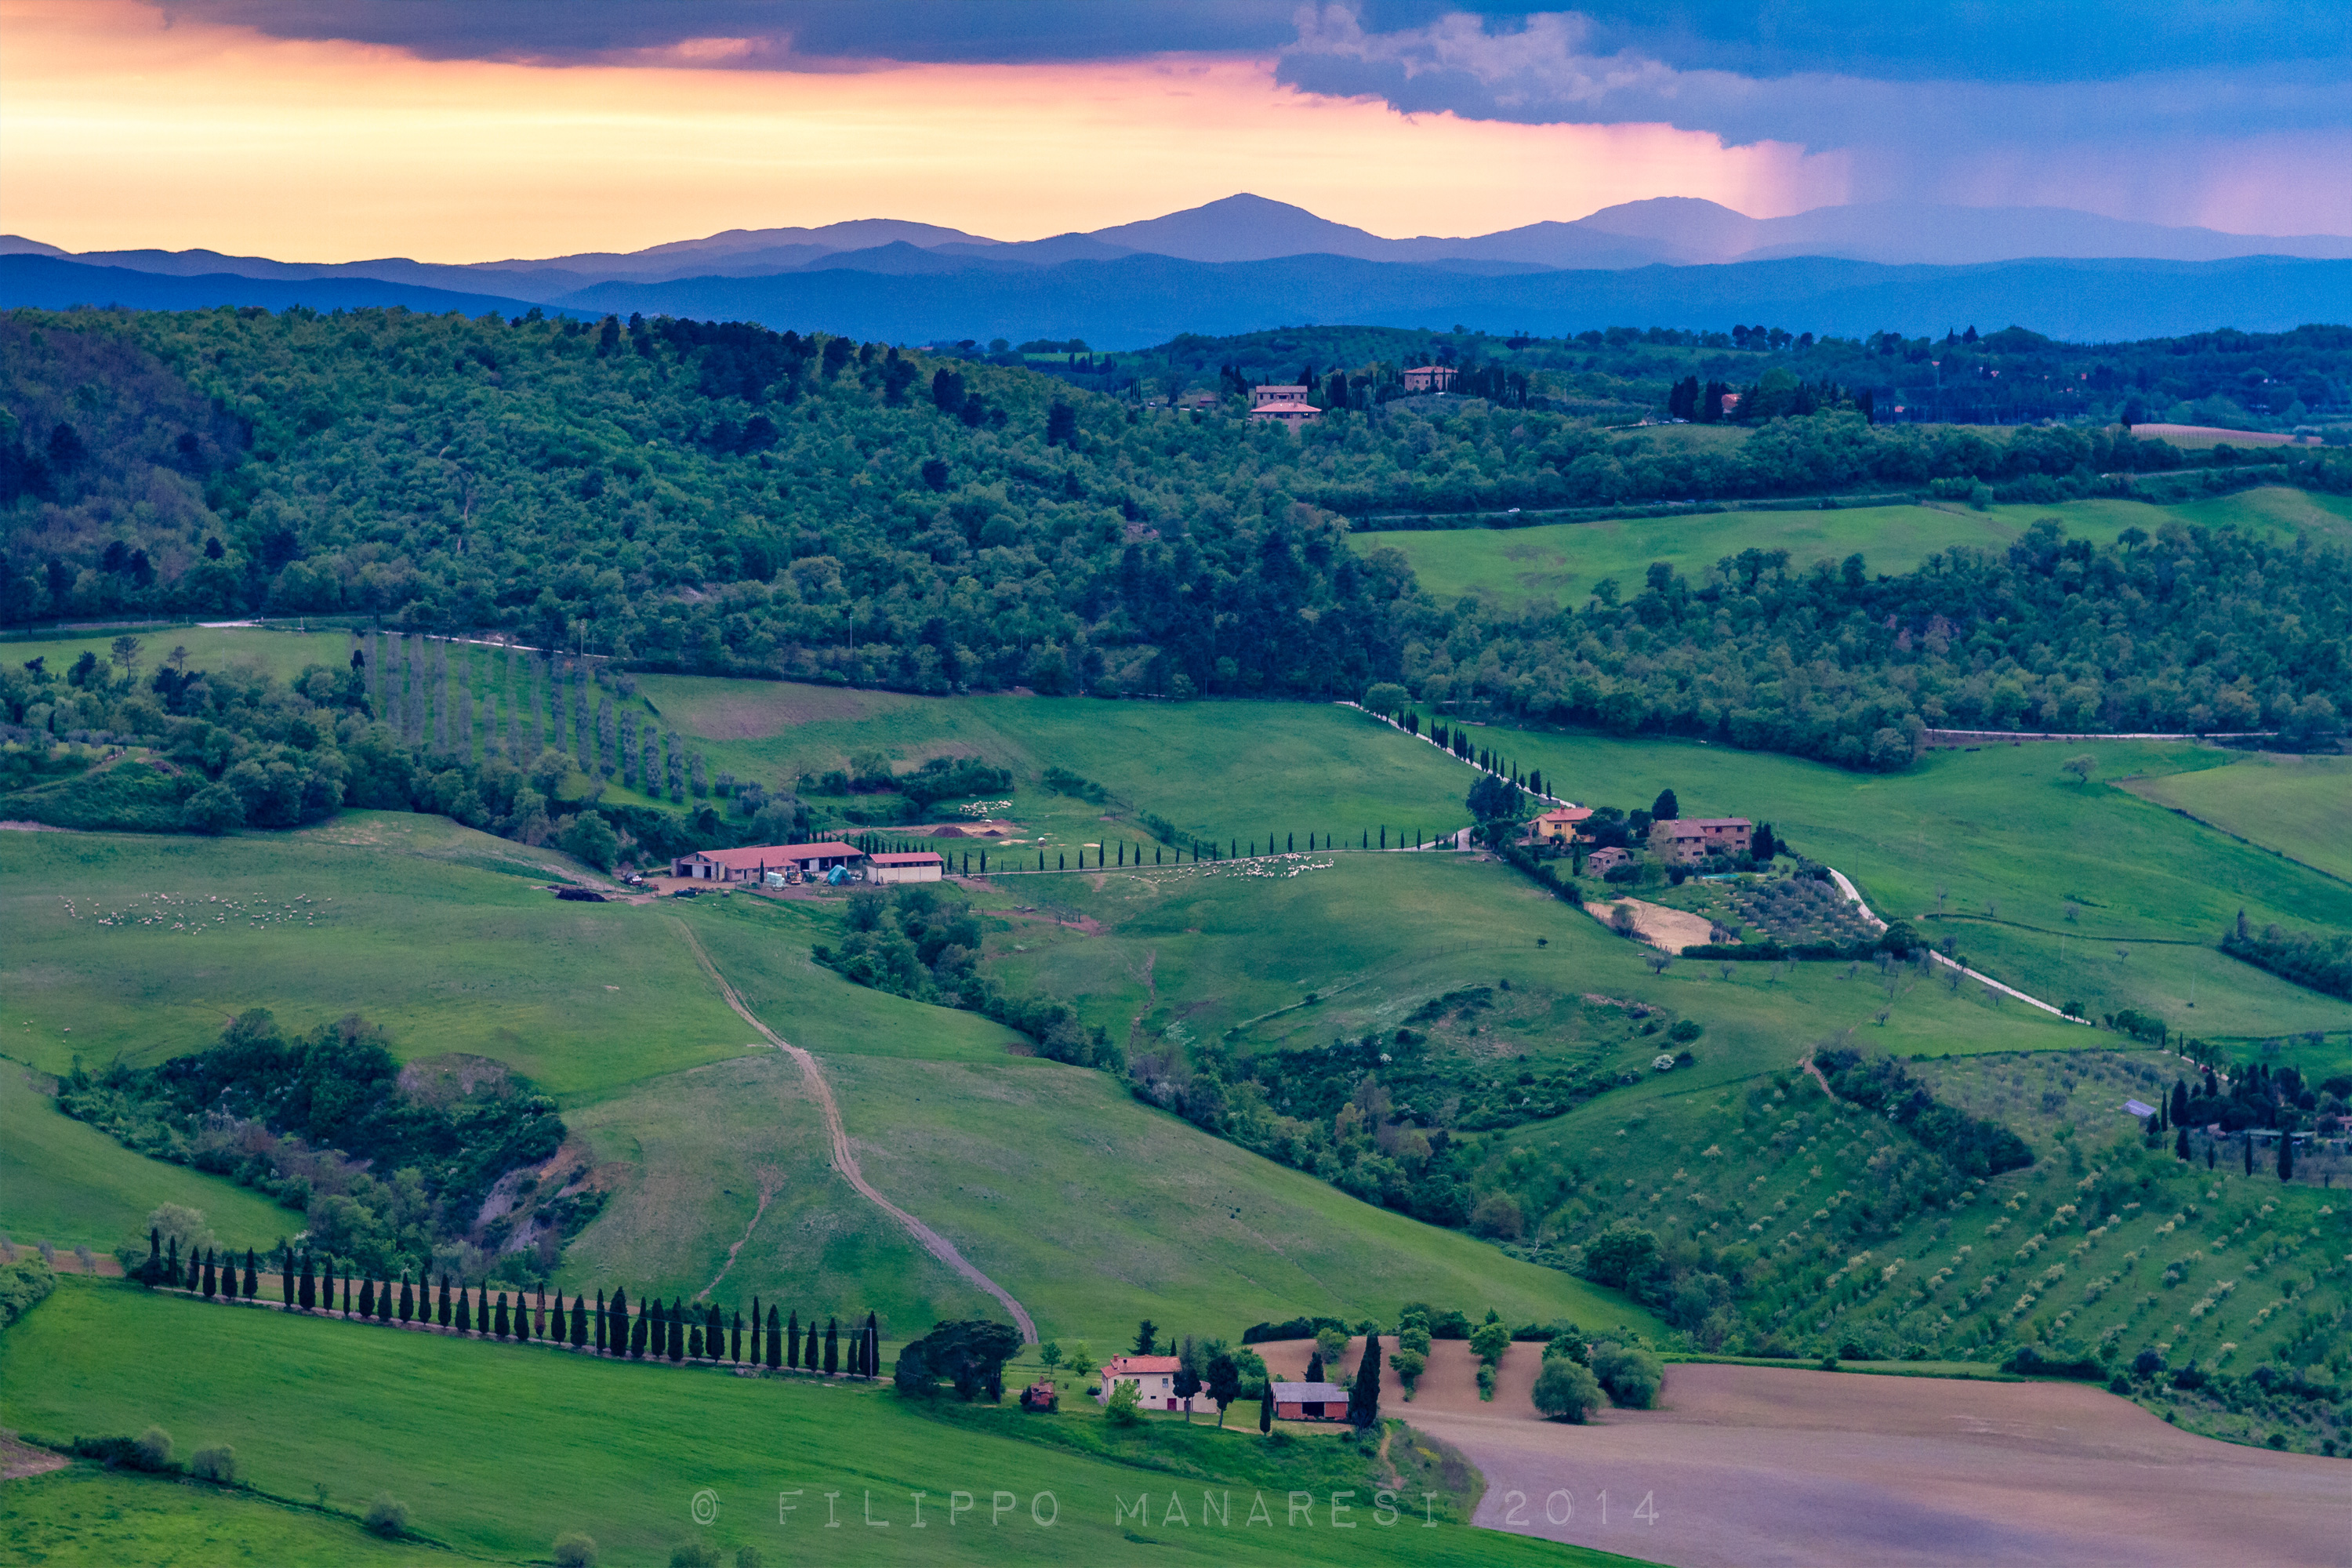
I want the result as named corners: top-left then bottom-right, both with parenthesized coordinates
top-left (3, 305), bottom-right (2350, 782)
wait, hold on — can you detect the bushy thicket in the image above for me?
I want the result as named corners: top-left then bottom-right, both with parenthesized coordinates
top-left (59, 1011), bottom-right (567, 1277)
top-left (1813, 1047), bottom-right (2035, 1178)
top-left (2222, 920), bottom-right (2352, 1001)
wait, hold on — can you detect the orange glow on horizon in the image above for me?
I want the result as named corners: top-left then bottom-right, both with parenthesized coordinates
top-left (0, 0), bottom-right (1845, 261)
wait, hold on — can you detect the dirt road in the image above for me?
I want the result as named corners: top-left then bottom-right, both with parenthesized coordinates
top-left (669, 919), bottom-right (1038, 1343)
top-left (1406, 1359), bottom-right (2345, 1568)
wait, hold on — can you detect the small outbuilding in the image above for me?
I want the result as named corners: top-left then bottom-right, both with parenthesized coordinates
top-left (1584, 846), bottom-right (1632, 874)
top-left (1272, 1381), bottom-right (1348, 1421)
top-left (866, 851), bottom-right (944, 884)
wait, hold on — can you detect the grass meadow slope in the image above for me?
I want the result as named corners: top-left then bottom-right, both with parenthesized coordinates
top-left (1356, 487), bottom-right (2352, 612)
top-left (2, 1281), bottom-right (1649, 1568)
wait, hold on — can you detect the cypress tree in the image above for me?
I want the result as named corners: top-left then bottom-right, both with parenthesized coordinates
top-left (165, 1236), bottom-right (180, 1288)
top-left (786, 1310), bottom-right (800, 1368)
top-left (768, 1306), bottom-right (784, 1370)
top-left (514, 1290), bottom-right (531, 1341)
top-left (2281, 1132), bottom-right (2296, 1181)
top-left (707, 1304), bottom-right (724, 1359)
top-left (609, 1287), bottom-right (628, 1354)
top-left (243, 1248), bottom-right (258, 1298)
top-left (1348, 1333), bottom-right (1382, 1429)
top-left (378, 1277), bottom-right (394, 1323)
top-left (201, 1249), bottom-right (216, 1298)
top-left (596, 1290), bottom-right (608, 1352)
top-left (360, 1277), bottom-right (376, 1319)
top-left (495, 1292), bottom-right (510, 1339)
top-left (1260, 1378), bottom-right (1276, 1433)
top-left (438, 1276), bottom-right (453, 1327)
top-left (667, 1301), bottom-right (685, 1363)
top-left (732, 1310), bottom-right (743, 1364)
top-left (866, 1313), bottom-right (880, 1381)
top-left (142, 1226), bottom-right (161, 1287)
top-left (690, 1323), bottom-right (704, 1359)
top-left (824, 1318), bottom-right (839, 1374)
top-left (279, 1246), bottom-right (292, 1305)
top-left (749, 1297), bottom-right (761, 1366)
top-left (2176, 1125), bottom-right (2191, 1160)
top-left (2245, 1133), bottom-right (2256, 1175)
top-left (456, 1282), bottom-right (472, 1334)
top-left (572, 1294), bottom-right (588, 1348)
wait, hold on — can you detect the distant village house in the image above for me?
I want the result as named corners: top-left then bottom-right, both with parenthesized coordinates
top-left (1529, 806), bottom-right (1592, 844)
top-left (1249, 383), bottom-right (1310, 407)
top-left (1402, 364), bottom-right (1458, 394)
top-left (1098, 1354), bottom-right (1216, 1413)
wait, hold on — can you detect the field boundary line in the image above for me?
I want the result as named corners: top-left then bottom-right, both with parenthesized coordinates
top-left (2114, 779), bottom-right (2352, 893)
top-left (667, 917), bottom-right (1039, 1343)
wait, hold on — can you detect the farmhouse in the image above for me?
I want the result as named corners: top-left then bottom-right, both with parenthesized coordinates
top-left (866, 851), bottom-right (944, 884)
top-left (1649, 817), bottom-right (1751, 865)
top-left (1529, 806), bottom-right (1592, 844)
top-left (1250, 383), bottom-right (1310, 407)
top-left (1272, 1381), bottom-right (1348, 1421)
top-left (1098, 1354), bottom-right (1216, 1413)
top-left (1401, 364), bottom-right (1457, 394)
top-left (1585, 846), bottom-right (1633, 874)
top-left (1248, 398), bottom-right (1321, 428)
top-left (670, 841), bottom-right (860, 882)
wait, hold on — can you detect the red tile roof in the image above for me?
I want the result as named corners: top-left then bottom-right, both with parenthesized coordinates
top-left (684, 841), bottom-right (858, 869)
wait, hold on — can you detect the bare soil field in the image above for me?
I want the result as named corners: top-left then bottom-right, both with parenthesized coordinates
top-left (1405, 1359), bottom-right (2346, 1568)
top-left (2125, 423), bottom-right (2315, 448)
top-left (1584, 896), bottom-right (1714, 952)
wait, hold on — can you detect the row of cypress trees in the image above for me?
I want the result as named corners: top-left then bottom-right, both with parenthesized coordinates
top-left (154, 1240), bottom-right (884, 1377)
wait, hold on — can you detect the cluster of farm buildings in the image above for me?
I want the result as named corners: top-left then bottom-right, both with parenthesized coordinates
top-left (667, 841), bottom-right (942, 887)
top-left (1245, 364), bottom-right (1457, 427)
top-left (1092, 1355), bottom-right (1349, 1421)
top-left (1527, 806), bottom-right (1753, 875)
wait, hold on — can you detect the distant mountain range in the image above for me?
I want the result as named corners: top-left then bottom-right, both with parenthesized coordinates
top-left (5, 194), bottom-right (2349, 347)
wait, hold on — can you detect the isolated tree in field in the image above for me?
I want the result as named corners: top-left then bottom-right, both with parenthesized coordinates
top-left (1532, 1358), bottom-right (1603, 1423)
top-left (2062, 754), bottom-right (2096, 786)
top-left (1174, 1337), bottom-right (1203, 1421)
top-left (1348, 1333), bottom-right (1382, 1428)
top-left (824, 1318), bottom-right (840, 1374)
top-left (1259, 1381), bottom-right (1274, 1434)
top-left (1134, 1319), bottom-right (1159, 1356)
top-left (1206, 1352), bottom-right (1241, 1426)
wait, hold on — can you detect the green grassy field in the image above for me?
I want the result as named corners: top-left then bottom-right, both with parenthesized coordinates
top-left (1356, 487), bottom-right (2352, 611)
top-left (2121, 752), bottom-right (2352, 887)
top-left (1389, 726), bottom-right (2351, 1072)
top-left (0, 815), bottom-right (744, 1098)
top-left (2, 624), bottom-right (352, 688)
top-left (0, 1060), bottom-right (296, 1254)
top-left (0, 1280), bottom-right (1642, 1568)
top-left (4, 1468), bottom-right (448, 1567)
top-left (639, 679), bottom-right (1476, 851)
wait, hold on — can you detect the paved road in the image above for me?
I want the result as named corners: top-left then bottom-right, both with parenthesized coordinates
top-left (670, 919), bottom-right (1039, 1343)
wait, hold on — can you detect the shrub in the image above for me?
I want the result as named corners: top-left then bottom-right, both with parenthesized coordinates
top-left (365, 1494), bottom-right (409, 1537)
top-left (1388, 1347), bottom-right (1427, 1395)
top-left (135, 1426), bottom-right (172, 1470)
top-left (1532, 1359), bottom-right (1605, 1422)
top-left (1590, 1341), bottom-right (1662, 1408)
top-left (1468, 1192), bottom-right (1523, 1240)
top-left (670, 1543), bottom-right (720, 1568)
top-left (1105, 1381), bottom-right (1142, 1426)
top-left (554, 1532), bottom-right (599, 1568)
top-left (188, 1445), bottom-right (238, 1484)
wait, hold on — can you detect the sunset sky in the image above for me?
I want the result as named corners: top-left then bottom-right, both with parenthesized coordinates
top-left (4, 1), bottom-right (2345, 261)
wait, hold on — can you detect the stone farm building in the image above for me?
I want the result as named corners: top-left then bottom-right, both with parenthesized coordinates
top-left (1584, 846), bottom-right (1633, 875)
top-left (1648, 818), bottom-right (1752, 866)
top-left (1098, 1355), bottom-right (1217, 1414)
top-left (1272, 1381), bottom-right (1348, 1421)
top-left (1250, 383), bottom-right (1309, 407)
top-left (669, 841), bottom-right (859, 882)
top-left (1401, 365), bottom-right (1458, 394)
top-left (866, 851), bottom-right (943, 884)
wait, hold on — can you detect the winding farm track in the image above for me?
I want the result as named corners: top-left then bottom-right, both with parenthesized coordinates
top-left (669, 919), bottom-right (1038, 1343)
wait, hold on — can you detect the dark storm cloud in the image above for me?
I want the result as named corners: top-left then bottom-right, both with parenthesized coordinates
top-left (154, 1), bottom-right (1298, 66)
